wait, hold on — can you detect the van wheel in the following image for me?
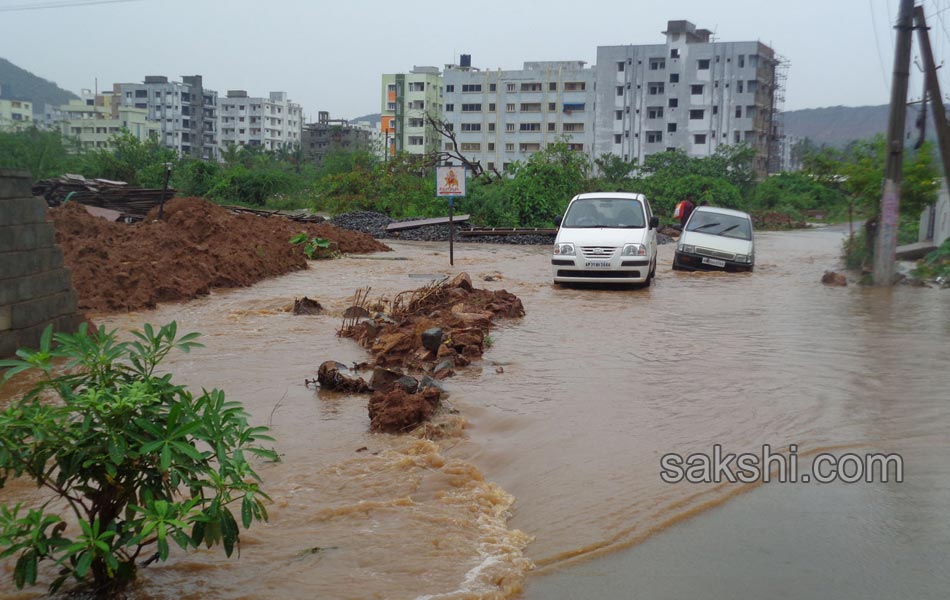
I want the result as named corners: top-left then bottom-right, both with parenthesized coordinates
top-left (644, 260), bottom-right (655, 287)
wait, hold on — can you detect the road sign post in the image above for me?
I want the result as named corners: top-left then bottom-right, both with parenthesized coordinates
top-left (436, 166), bottom-right (466, 266)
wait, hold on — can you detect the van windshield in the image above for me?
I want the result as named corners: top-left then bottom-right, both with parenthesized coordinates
top-left (685, 211), bottom-right (752, 240)
top-left (562, 198), bottom-right (645, 228)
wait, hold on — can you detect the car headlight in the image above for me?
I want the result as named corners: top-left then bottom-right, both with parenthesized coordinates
top-left (621, 243), bottom-right (647, 256)
top-left (678, 243), bottom-right (695, 254)
top-left (554, 242), bottom-right (575, 256)
top-left (735, 253), bottom-right (753, 264)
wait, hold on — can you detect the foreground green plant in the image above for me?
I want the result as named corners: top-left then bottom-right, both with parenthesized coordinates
top-left (0, 323), bottom-right (276, 595)
top-left (289, 232), bottom-right (332, 259)
top-left (912, 239), bottom-right (950, 280)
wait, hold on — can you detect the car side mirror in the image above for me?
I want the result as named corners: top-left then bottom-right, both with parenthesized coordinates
top-left (649, 216), bottom-right (660, 230)
top-left (554, 215), bottom-right (563, 227)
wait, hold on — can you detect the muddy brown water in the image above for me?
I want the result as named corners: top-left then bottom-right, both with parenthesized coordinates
top-left (2, 227), bottom-right (949, 599)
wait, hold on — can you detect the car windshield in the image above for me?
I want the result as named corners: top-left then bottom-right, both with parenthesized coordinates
top-left (685, 211), bottom-right (752, 240)
top-left (562, 198), bottom-right (646, 228)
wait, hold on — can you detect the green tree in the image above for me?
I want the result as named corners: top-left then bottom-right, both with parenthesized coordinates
top-left (80, 132), bottom-right (177, 186)
top-left (0, 323), bottom-right (276, 595)
top-left (0, 127), bottom-right (82, 179)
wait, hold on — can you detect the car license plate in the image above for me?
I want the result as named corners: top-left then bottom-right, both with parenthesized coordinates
top-left (585, 261), bottom-right (611, 268)
top-left (702, 257), bottom-right (726, 267)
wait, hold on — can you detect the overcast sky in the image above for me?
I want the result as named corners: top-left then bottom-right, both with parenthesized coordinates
top-left (0, 0), bottom-right (942, 120)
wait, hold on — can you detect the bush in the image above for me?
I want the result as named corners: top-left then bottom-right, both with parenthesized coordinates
top-left (912, 238), bottom-right (950, 280)
top-left (207, 165), bottom-right (297, 205)
top-left (0, 323), bottom-right (276, 595)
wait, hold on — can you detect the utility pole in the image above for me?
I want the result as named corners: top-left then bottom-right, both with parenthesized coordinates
top-left (914, 6), bottom-right (950, 188)
top-left (873, 0), bottom-right (916, 286)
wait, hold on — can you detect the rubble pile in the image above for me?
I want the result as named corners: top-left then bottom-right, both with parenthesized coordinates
top-left (330, 211), bottom-right (556, 245)
top-left (51, 197), bottom-right (389, 312)
top-left (752, 211), bottom-right (807, 230)
top-left (320, 273), bottom-right (525, 433)
top-left (33, 174), bottom-right (175, 220)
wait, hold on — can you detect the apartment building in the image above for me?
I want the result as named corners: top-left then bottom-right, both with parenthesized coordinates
top-left (380, 66), bottom-right (443, 156)
top-left (116, 75), bottom-right (218, 159)
top-left (594, 20), bottom-right (779, 176)
top-left (59, 90), bottom-right (158, 149)
top-left (0, 91), bottom-right (33, 131)
top-left (301, 111), bottom-right (372, 167)
top-left (218, 90), bottom-right (302, 151)
top-left (442, 56), bottom-right (595, 173)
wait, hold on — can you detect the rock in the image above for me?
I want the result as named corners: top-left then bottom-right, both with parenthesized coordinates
top-left (293, 296), bottom-right (323, 315)
top-left (353, 318), bottom-right (379, 343)
top-left (374, 313), bottom-right (398, 326)
top-left (821, 271), bottom-right (848, 286)
top-left (483, 276), bottom-right (496, 282)
top-left (418, 375), bottom-right (446, 394)
top-left (450, 272), bottom-right (473, 292)
top-left (495, 366), bottom-right (504, 374)
top-left (370, 367), bottom-right (419, 393)
top-left (433, 359), bottom-right (455, 378)
top-left (421, 327), bottom-right (444, 354)
top-left (368, 387), bottom-right (442, 433)
top-left (317, 361), bottom-right (371, 393)
top-left (372, 331), bottom-right (415, 359)
top-left (343, 305), bottom-right (371, 319)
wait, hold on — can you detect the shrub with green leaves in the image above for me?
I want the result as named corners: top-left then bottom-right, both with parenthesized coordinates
top-left (289, 232), bottom-right (333, 259)
top-left (0, 323), bottom-right (276, 595)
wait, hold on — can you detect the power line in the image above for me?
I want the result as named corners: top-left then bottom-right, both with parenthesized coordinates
top-left (870, 0), bottom-right (892, 92)
top-left (0, 0), bottom-right (143, 12)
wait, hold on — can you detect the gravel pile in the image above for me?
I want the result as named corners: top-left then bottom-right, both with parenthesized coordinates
top-left (329, 210), bottom-right (674, 246)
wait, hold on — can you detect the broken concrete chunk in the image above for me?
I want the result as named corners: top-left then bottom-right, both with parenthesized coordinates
top-left (317, 360), bottom-right (371, 393)
top-left (293, 296), bottom-right (323, 315)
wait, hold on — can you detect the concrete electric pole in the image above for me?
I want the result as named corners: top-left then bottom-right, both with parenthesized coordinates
top-left (914, 6), bottom-right (950, 189)
top-left (873, 0), bottom-right (916, 286)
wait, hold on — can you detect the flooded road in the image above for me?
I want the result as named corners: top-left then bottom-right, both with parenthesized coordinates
top-left (2, 226), bottom-right (949, 599)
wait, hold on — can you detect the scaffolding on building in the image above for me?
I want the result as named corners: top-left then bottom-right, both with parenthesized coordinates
top-left (767, 54), bottom-right (789, 174)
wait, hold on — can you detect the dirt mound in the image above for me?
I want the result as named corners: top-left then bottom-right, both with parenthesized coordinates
top-left (752, 211), bottom-right (806, 230)
top-left (368, 387), bottom-right (441, 433)
top-left (51, 197), bottom-right (389, 313)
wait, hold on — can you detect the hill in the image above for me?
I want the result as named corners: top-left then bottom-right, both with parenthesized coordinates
top-left (0, 58), bottom-right (78, 113)
top-left (349, 112), bottom-right (381, 127)
top-left (782, 104), bottom-right (937, 147)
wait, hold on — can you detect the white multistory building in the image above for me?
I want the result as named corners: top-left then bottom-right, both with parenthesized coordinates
top-left (116, 75), bottom-right (218, 159)
top-left (442, 56), bottom-right (595, 173)
top-left (217, 91), bottom-right (302, 151)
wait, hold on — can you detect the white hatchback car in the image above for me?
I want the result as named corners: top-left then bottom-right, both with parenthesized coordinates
top-left (552, 192), bottom-right (659, 286)
top-left (673, 206), bottom-right (755, 272)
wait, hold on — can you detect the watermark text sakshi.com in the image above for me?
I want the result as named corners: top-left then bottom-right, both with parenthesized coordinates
top-left (660, 445), bottom-right (904, 484)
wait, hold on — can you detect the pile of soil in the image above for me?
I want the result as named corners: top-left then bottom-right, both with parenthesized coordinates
top-left (51, 197), bottom-right (389, 313)
top-left (338, 273), bottom-right (525, 432)
top-left (752, 211), bottom-right (806, 230)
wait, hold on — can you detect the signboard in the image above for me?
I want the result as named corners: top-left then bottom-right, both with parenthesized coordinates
top-left (436, 166), bottom-right (466, 197)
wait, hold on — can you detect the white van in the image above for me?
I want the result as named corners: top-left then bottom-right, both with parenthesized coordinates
top-left (673, 206), bottom-right (755, 272)
top-left (552, 192), bottom-right (659, 286)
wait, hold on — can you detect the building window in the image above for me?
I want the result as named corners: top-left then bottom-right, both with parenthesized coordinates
top-left (548, 102), bottom-right (557, 111)
top-left (490, 83), bottom-right (497, 92)
top-left (506, 83), bottom-right (516, 92)
top-left (647, 107), bottom-right (664, 119)
top-left (549, 82), bottom-right (557, 91)
top-left (460, 142), bottom-right (481, 151)
top-left (747, 81), bottom-right (758, 93)
top-left (548, 122), bottom-right (556, 132)
top-left (567, 143), bottom-right (584, 151)
top-left (408, 136), bottom-right (424, 146)
top-left (506, 123), bottom-right (515, 132)
top-left (506, 103), bottom-right (516, 112)
top-left (735, 106), bottom-right (742, 118)
top-left (647, 131), bottom-right (662, 143)
top-left (616, 86), bottom-right (624, 96)
top-left (691, 84), bottom-right (704, 95)
top-left (462, 84), bottom-right (482, 92)
top-left (669, 98), bottom-right (678, 108)
top-left (615, 110), bottom-right (623, 120)
top-left (690, 109), bottom-right (704, 119)
top-left (488, 143), bottom-right (495, 151)
top-left (747, 106), bottom-right (757, 118)
top-left (617, 61), bottom-right (625, 72)
top-left (614, 133), bottom-right (622, 143)
top-left (521, 103), bottom-right (541, 112)
top-left (564, 82), bottom-right (586, 91)
top-left (738, 55), bottom-right (745, 68)
top-left (712, 105), bottom-right (719, 115)
top-left (737, 81), bottom-right (744, 93)
top-left (734, 131), bottom-right (741, 143)
top-left (519, 122), bottom-right (541, 132)
top-left (648, 83), bottom-right (665, 95)
top-left (698, 59), bottom-right (710, 70)
top-left (461, 103), bottom-right (482, 112)
top-left (505, 143), bottom-right (515, 152)
top-left (461, 123), bottom-right (481, 131)
top-left (563, 123), bottom-right (584, 132)
top-left (670, 48), bottom-right (680, 59)
top-left (488, 103), bottom-right (496, 111)
top-left (694, 134), bottom-right (707, 144)
top-left (670, 73), bottom-right (680, 83)
top-left (667, 123), bottom-right (677, 132)
top-left (520, 82), bottom-right (542, 92)
top-left (488, 123), bottom-right (496, 131)
top-left (520, 143), bottom-right (541, 152)
top-left (563, 103), bottom-right (585, 113)
top-left (649, 58), bottom-right (665, 70)
top-left (446, 85), bottom-right (454, 92)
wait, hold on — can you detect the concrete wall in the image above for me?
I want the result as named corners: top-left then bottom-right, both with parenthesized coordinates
top-left (920, 181), bottom-right (950, 247)
top-left (0, 169), bottom-right (83, 358)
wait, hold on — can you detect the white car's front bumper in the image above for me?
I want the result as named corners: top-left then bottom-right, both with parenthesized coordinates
top-left (552, 255), bottom-right (651, 283)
